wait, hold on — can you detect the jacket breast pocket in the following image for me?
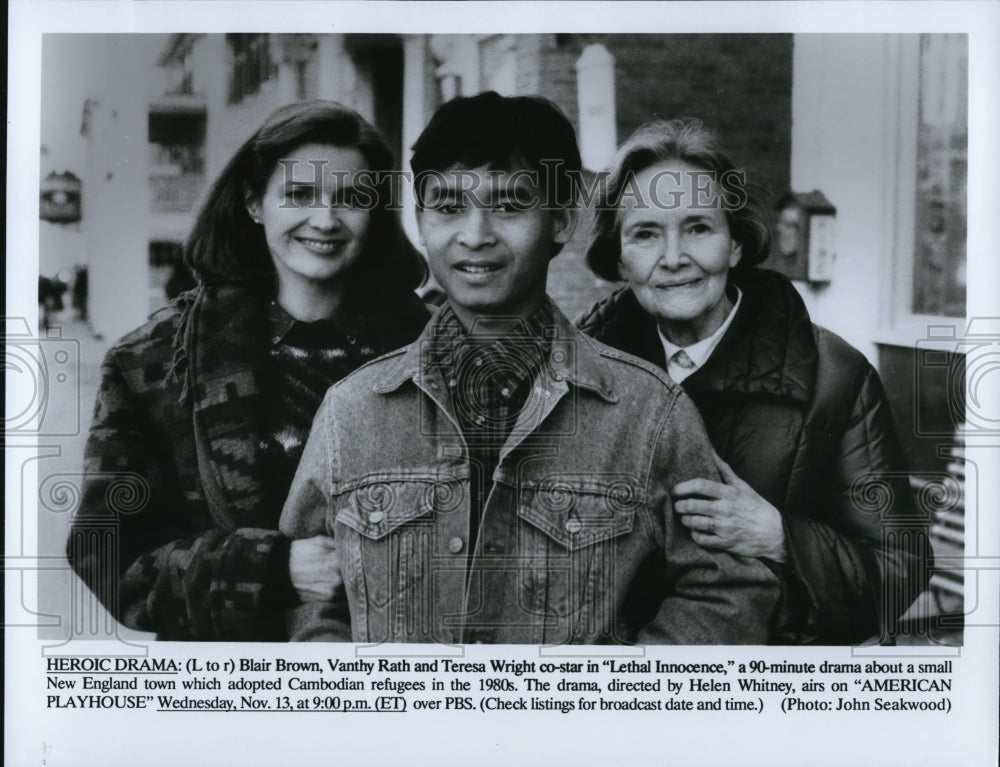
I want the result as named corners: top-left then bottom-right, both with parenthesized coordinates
top-left (516, 477), bottom-right (641, 640)
top-left (333, 478), bottom-right (448, 619)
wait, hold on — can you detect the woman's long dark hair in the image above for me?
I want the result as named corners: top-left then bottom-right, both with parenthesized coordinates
top-left (184, 99), bottom-right (425, 295)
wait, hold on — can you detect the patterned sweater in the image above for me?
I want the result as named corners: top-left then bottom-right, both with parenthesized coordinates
top-left (67, 282), bottom-right (429, 640)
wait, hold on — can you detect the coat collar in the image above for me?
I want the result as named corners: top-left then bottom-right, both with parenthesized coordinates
top-left (184, 283), bottom-right (271, 527)
top-left (577, 269), bottom-right (817, 403)
top-left (179, 283), bottom-right (432, 527)
top-left (374, 298), bottom-right (619, 404)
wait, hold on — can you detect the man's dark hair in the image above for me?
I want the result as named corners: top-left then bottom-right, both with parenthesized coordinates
top-left (410, 91), bottom-right (582, 210)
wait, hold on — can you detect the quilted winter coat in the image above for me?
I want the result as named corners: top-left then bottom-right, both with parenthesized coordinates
top-left (578, 268), bottom-right (932, 644)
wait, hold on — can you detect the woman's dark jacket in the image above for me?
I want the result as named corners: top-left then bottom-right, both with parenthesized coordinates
top-left (578, 268), bottom-right (931, 644)
top-left (67, 283), bottom-right (429, 641)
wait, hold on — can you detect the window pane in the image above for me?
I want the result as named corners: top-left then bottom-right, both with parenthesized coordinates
top-left (913, 34), bottom-right (967, 318)
top-left (227, 34), bottom-right (275, 104)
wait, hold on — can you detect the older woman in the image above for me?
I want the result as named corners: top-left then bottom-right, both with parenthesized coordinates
top-left (67, 100), bottom-right (428, 640)
top-left (578, 119), bottom-right (930, 644)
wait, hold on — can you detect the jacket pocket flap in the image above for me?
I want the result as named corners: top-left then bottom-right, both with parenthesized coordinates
top-left (518, 479), bottom-right (640, 551)
top-left (335, 479), bottom-right (455, 540)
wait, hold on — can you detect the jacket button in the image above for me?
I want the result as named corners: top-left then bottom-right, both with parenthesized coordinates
top-left (448, 537), bottom-right (464, 554)
top-left (565, 518), bottom-right (582, 534)
top-left (369, 511), bottom-right (385, 524)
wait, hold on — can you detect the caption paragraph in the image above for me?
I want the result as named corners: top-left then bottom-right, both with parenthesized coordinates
top-left (42, 654), bottom-right (953, 716)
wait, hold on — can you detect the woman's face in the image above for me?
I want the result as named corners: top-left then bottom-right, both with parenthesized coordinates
top-left (247, 143), bottom-right (371, 290)
top-left (617, 159), bottom-right (742, 347)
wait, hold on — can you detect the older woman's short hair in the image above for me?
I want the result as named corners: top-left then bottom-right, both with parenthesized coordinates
top-left (185, 100), bottom-right (426, 294)
top-left (585, 118), bottom-right (771, 283)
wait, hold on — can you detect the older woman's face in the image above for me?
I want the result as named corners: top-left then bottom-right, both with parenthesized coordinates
top-left (247, 143), bottom-right (371, 290)
top-left (617, 160), bottom-right (741, 347)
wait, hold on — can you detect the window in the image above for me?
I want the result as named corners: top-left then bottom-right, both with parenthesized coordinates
top-left (149, 143), bottom-right (204, 175)
top-left (228, 34), bottom-right (277, 104)
top-left (912, 34), bottom-right (967, 318)
top-left (165, 51), bottom-right (196, 96)
top-left (148, 111), bottom-right (206, 175)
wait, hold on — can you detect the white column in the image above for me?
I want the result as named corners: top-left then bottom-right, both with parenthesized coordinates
top-left (402, 35), bottom-right (436, 251)
top-left (486, 37), bottom-right (517, 95)
top-left (431, 35), bottom-right (480, 98)
top-left (575, 44), bottom-right (617, 172)
top-left (277, 62), bottom-right (299, 104)
top-left (84, 37), bottom-right (151, 344)
top-left (199, 35), bottom-right (229, 182)
top-left (316, 35), bottom-right (358, 106)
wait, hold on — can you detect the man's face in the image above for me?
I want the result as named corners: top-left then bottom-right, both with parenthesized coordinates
top-left (416, 165), bottom-right (575, 327)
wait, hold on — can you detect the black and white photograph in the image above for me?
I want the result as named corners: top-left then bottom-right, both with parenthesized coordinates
top-left (6, 2), bottom-right (999, 766)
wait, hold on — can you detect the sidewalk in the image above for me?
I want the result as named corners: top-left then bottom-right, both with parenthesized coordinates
top-left (20, 311), bottom-right (154, 643)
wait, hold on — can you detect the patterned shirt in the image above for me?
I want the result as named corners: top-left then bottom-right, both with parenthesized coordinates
top-left (424, 304), bottom-right (554, 558)
top-left (261, 300), bottom-right (381, 501)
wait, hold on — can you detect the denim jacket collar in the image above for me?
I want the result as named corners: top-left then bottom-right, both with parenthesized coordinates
top-left (373, 298), bottom-right (619, 404)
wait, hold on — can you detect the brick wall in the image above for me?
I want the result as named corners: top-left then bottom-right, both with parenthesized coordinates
top-left (548, 238), bottom-right (616, 322)
top-left (517, 33), bottom-right (794, 321)
top-left (611, 34), bottom-right (792, 203)
top-left (534, 33), bottom-right (793, 207)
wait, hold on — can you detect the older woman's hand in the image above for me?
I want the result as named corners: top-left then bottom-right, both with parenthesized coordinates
top-left (673, 452), bottom-right (787, 562)
top-left (289, 536), bottom-right (343, 603)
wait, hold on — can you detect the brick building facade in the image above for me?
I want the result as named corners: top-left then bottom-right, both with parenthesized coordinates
top-left (429, 33), bottom-right (794, 318)
top-left (533, 34), bottom-right (793, 205)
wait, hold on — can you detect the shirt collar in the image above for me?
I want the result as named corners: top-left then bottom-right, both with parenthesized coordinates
top-left (267, 300), bottom-right (298, 346)
top-left (658, 286), bottom-right (742, 382)
top-left (432, 303), bottom-right (553, 394)
top-left (434, 302), bottom-right (555, 340)
top-left (373, 297), bottom-right (618, 403)
top-left (267, 298), bottom-right (367, 348)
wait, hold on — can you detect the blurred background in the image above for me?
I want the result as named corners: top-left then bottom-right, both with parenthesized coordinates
top-left (32, 32), bottom-right (969, 645)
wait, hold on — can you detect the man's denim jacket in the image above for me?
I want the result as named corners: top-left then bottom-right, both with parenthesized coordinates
top-left (280, 301), bottom-right (778, 644)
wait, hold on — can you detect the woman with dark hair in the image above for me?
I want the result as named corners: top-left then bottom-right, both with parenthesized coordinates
top-left (578, 118), bottom-right (930, 644)
top-left (68, 100), bottom-right (428, 640)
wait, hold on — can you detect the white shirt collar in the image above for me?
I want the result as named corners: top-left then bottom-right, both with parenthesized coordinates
top-left (658, 286), bottom-right (742, 383)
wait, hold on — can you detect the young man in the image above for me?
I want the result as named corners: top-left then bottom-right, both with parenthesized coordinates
top-left (280, 91), bottom-right (778, 644)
